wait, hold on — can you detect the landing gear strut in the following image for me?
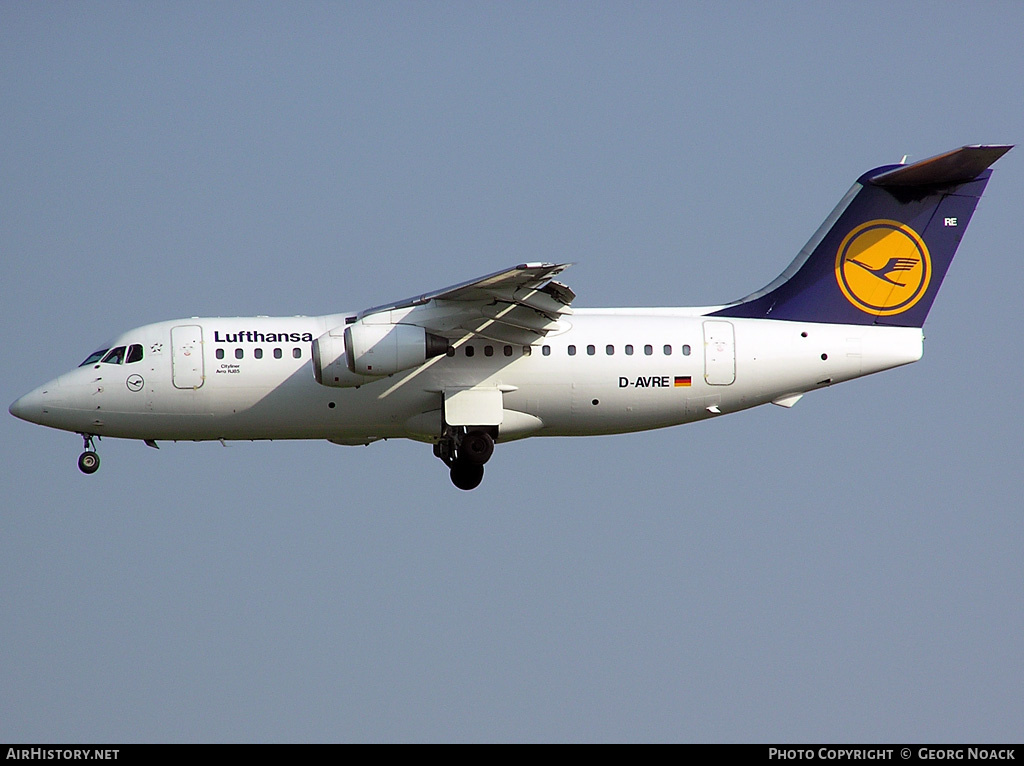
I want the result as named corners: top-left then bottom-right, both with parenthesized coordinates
top-left (78, 433), bottom-right (100, 474)
top-left (434, 427), bottom-right (495, 490)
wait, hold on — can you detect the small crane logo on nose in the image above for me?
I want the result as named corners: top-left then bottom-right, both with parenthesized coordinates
top-left (126, 375), bottom-right (145, 392)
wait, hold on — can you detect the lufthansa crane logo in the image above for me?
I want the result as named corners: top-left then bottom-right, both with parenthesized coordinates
top-left (835, 219), bottom-right (931, 316)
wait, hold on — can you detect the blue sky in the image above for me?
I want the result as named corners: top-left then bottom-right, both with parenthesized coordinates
top-left (2, 2), bottom-right (1021, 742)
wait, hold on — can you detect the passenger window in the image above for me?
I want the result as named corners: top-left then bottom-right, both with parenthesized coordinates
top-left (216, 348), bottom-right (225, 360)
top-left (644, 345), bottom-right (653, 356)
top-left (606, 345), bottom-right (614, 356)
top-left (625, 344), bottom-right (633, 355)
top-left (446, 347), bottom-right (455, 357)
top-left (522, 346), bottom-right (532, 356)
top-left (663, 344), bottom-right (672, 355)
top-left (293, 348), bottom-right (302, 359)
top-left (503, 345), bottom-right (513, 357)
top-left (235, 348), bottom-right (244, 359)
top-left (126, 344), bottom-right (144, 364)
top-left (682, 344), bottom-right (691, 356)
top-left (542, 345), bottom-right (551, 356)
top-left (101, 346), bottom-right (126, 365)
top-left (587, 345), bottom-right (595, 356)
top-left (465, 345), bottom-right (475, 357)
top-left (484, 345), bottom-right (494, 357)
top-left (568, 345), bottom-right (576, 356)
top-left (254, 348), bottom-right (263, 359)
top-left (274, 348), bottom-right (282, 359)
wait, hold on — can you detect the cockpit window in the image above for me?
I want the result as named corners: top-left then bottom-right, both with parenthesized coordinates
top-left (79, 348), bottom-right (111, 367)
top-left (126, 344), bottom-right (144, 364)
top-left (100, 346), bottom-right (127, 365)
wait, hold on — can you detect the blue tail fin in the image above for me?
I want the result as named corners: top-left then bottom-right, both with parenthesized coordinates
top-left (711, 145), bottom-right (1011, 327)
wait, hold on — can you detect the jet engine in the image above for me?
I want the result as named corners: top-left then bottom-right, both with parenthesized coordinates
top-left (312, 321), bottom-right (450, 387)
top-left (311, 330), bottom-right (375, 388)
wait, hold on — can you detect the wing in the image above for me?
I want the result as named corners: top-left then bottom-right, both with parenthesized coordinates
top-left (355, 262), bottom-right (575, 346)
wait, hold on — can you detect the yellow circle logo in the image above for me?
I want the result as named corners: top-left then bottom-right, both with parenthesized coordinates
top-left (835, 219), bottom-right (931, 316)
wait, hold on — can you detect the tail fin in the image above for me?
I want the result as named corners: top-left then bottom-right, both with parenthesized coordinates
top-left (712, 145), bottom-right (1011, 327)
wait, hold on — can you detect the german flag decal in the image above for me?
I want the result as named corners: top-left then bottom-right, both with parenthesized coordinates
top-left (674, 376), bottom-right (692, 387)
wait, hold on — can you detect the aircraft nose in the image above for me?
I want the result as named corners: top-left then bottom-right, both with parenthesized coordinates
top-left (10, 390), bottom-right (38, 422)
top-left (9, 383), bottom-right (54, 425)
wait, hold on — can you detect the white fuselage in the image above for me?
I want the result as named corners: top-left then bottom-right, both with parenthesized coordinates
top-left (13, 309), bottom-right (924, 445)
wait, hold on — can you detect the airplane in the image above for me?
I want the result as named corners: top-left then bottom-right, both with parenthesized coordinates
top-left (9, 145), bottom-right (1011, 490)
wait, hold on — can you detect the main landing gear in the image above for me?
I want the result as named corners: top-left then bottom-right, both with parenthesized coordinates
top-left (78, 433), bottom-right (100, 474)
top-left (433, 427), bottom-right (495, 490)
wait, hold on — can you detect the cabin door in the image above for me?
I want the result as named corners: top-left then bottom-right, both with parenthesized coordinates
top-left (171, 325), bottom-right (205, 390)
top-left (703, 321), bottom-right (735, 385)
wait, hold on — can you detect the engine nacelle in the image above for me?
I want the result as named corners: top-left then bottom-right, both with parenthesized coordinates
top-left (311, 330), bottom-right (380, 388)
top-left (344, 321), bottom-right (450, 376)
top-left (312, 321), bottom-right (450, 386)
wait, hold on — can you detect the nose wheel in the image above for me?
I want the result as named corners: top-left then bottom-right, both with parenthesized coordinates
top-left (78, 451), bottom-right (100, 474)
top-left (78, 433), bottom-right (100, 474)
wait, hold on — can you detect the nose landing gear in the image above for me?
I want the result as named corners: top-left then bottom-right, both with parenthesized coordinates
top-left (433, 427), bottom-right (495, 490)
top-left (78, 433), bottom-right (100, 474)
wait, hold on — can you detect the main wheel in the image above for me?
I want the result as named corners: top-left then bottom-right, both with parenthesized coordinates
top-left (459, 430), bottom-right (494, 466)
top-left (450, 461), bottom-right (484, 491)
top-left (78, 451), bottom-right (100, 474)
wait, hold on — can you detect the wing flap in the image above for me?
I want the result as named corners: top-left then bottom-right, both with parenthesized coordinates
top-left (480, 302), bottom-right (565, 332)
top-left (356, 262), bottom-right (575, 345)
top-left (456, 320), bottom-right (541, 346)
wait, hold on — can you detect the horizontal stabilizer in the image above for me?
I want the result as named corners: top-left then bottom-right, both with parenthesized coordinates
top-left (869, 145), bottom-right (1012, 187)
